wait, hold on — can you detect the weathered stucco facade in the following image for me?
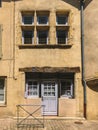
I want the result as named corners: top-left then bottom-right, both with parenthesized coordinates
top-left (0, 0), bottom-right (97, 120)
top-left (84, 0), bottom-right (98, 119)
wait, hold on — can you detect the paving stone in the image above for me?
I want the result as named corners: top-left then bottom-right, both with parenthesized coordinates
top-left (0, 118), bottom-right (98, 130)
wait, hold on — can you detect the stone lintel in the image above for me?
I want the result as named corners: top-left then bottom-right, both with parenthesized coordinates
top-left (19, 66), bottom-right (80, 73)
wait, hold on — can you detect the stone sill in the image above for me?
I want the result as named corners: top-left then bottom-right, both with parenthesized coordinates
top-left (18, 44), bottom-right (73, 49)
top-left (0, 104), bottom-right (7, 107)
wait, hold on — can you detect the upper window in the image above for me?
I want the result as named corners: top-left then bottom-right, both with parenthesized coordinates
top-left (37, 30), bottom-right (48, 44)
top-left (56, 30), bottom-right (67, 44)
top-left (25, 80), bottom-right (39, 98)
top-left (22, 15), bottom-right (34, 25)
top-left (37, 15), bottom-right (48, 25)
top-left (56, 15), bottom-right (68, 25)
top-left (21, 11), bottom-right (70, 46)
top-left (60, 80), bottom-right (73, 98)
top-left (0, 78), bottom-right (5, 103)
top-left (22, 30), bottom-right (33, 44)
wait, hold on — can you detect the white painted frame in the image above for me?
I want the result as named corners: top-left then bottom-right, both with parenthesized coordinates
top-left (22, 30), bottom-right (34, 44)
top-left (56, 30), bottom-right (68, 44)
top-left (25, 80), bottom-right (39, 98)
top-left (60, 79), bottom-right (73, 98)
top-left (56, 15), bottom-right (68, 25)
top-left (37, 30), bottom-right (48, 44)
top-left (22, 15), bottom-right (34, 25)
top-left (37, 15), bottom-right (48, 25)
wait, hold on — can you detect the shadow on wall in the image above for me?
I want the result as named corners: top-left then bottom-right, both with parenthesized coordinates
top-left (87, 80), bottom-right (98, 92)
top-left (2, 0), bottom-right (93, 9)
top-left (61, 0), bottom-right (93, 9)
top-left (2, 0), bottom-right (22, 2)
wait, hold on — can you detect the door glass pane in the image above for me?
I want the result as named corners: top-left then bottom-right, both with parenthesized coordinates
top-left (48, 92), bottom-right (51, 96)
top-left (43, 82), bottom-right (56, 97)
top-left (52, 92), bottom-right (55, 96)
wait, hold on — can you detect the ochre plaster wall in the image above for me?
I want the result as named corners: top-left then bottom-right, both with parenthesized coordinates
top-left (0, 0), bottom-right (84, 118)
top-left (84, 0), bottom-right (98, 119)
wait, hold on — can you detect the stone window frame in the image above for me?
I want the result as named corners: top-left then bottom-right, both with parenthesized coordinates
top-left (60, 79), bottom-right (74, 98)
top-left (25, 80), bottom-right (39, 98)
top-left (20, 10), bottom-right (72, 48)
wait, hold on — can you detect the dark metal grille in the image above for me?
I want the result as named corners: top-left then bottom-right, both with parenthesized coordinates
top-left (38, 31), bottom-right (48, 44)
top-left (23, 16), bottom-right (33, 24)
top-left (23, 30), bottom-right (33, 44)
top-left (57, 30), bottom-right (67, 44)
top-left (57, 16), bottom-right (67, 24)
top-left (38, 16), bottom-right (48, 24)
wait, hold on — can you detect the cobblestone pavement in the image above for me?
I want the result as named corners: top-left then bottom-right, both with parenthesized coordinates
top-left (0, 118), bottom-right (98, 130)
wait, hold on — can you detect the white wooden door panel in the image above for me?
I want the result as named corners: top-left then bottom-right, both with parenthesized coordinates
top-left (41, 81), bottom-right (58, 115)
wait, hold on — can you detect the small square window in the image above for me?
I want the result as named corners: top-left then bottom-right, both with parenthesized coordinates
top-left (57, 30), bottom-right (67, 44)
top-left (56, 15), bottom-right (68, 25)
top-left (0, 78), bottom-right (5, 103)
top-left (37, 15), bottom-right (48, 25)
top-left (37, 30), bottom-right (48, 44)
top-left (25, 80), bottom-right (39, 98)
top-left (60, 80), bottom-right (73, 98)
top-left (22, 30), bottom-right (33, 44)
top-left (22, 15), bottom-right (34, 25)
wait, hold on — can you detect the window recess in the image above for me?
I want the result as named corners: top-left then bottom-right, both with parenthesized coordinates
top-left (36, 11), bottom-right (49, 25)
top-left (37, 30), bottom-right (48, 44)
top-left (22, 30), bottom-right (34, 44)
top-left (60, 80), bottom-right (74, 98)
top-left (56, 11), bottom-right (69, 25)
top-left (56, 30), bottom-right (68, 44)
top-left (56, 11), bottom-right (70, 45)
top-left (56, 15), bottom-right (68, 25)
top-left (22, 15), bottom-right (34, 25)
top-left (25, 80), bottom-right (39, 98)
top-left (37, 15), bottom-right (48, 25)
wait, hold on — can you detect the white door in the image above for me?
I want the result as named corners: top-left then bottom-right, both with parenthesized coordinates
top-left (41, 81), bottom-right (58, 115)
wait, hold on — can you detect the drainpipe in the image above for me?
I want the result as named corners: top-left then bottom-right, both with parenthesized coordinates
top-left (13, 0), bottom-right (16, 80)
top-left (80, 0), bottom-right (87, 118)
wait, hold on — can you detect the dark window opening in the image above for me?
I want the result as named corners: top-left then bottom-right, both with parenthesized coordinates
top-left (37, 16), bottom-right (48, 24)
top-left (23, 15), bottom-right (33, 24)
top-left (37, 30), bottom-right (48, 44)
top-left (57, 30), bottom-right (67, 44)
top-left (57, 15), bottom-right (68, 25)
top-left (23, 30), bottom-right (33, 44)
top-left (0, 78), bottom-right (5, 102)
